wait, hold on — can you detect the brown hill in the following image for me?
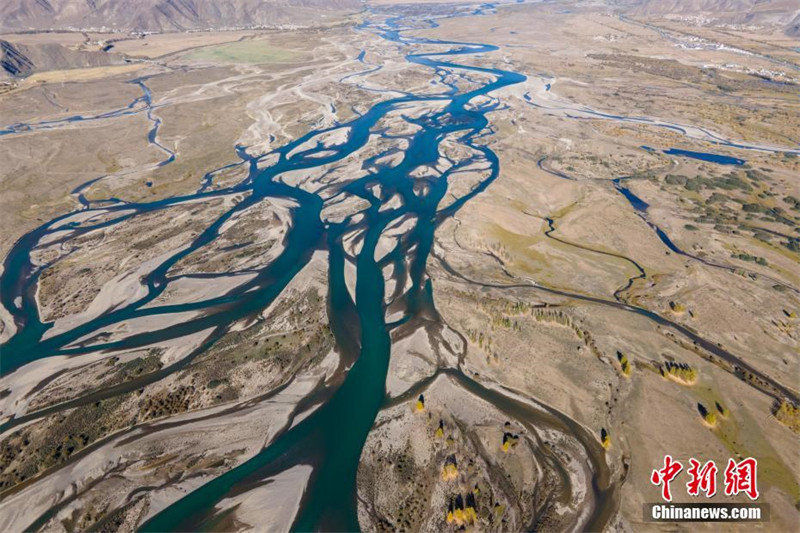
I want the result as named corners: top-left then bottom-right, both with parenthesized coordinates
top-left (627, 0), bottom-right (794, 16)
top-left (619, 0), bottom-right (800, 36)
top-left (0, 37), bottom-right (124, 80)
top-left (0, 0), bottom-right (363, 33)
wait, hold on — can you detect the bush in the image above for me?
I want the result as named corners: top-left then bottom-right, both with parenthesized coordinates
top-left (663, 361), bottom-right (697, 383)
top-left (707, 192), bottom-right (728, 204)
top-left (617, 351), bottom-right (632, 376)
top-left (600, 428), bottom-right (611, 449)
top-left (731, 252), bottom-right (768, 266)
top-left (665, 174), bottom-right (687, 186)
top-left (774, 401), bottom-right (800, 434)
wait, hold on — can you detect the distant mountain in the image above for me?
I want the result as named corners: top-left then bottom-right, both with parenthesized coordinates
top-left (0, 0), bottom-right (363, 33)
top-left (622, 0), bottom-right (800, 31)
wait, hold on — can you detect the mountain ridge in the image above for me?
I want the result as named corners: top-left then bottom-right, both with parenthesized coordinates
top-left (619, 0), bottom-right (800, 35)
top-left (0, 0), bottom-right (364, 33)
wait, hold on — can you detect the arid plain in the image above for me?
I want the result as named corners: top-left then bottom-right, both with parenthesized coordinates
top-left (1, 0), bottom-right (799, 531)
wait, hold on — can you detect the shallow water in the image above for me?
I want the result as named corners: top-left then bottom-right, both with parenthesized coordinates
top-left (139, 11), bottom-right (528, 531)
top-left (663, 147), bottom-right (745, 165)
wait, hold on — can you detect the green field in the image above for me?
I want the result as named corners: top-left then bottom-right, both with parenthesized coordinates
top-left (187, 40), bottom-right (296, 64)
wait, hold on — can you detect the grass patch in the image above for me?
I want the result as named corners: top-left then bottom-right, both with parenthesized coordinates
top-left (21, 64), bottom-right (145, 85)
top-left (187, 40), bottom-right (296, 64)
top-left (691, 384), bottom-right (800, 504)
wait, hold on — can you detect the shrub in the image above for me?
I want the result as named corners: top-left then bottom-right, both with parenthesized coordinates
top-left (774, 401), bottom-right (800, 434)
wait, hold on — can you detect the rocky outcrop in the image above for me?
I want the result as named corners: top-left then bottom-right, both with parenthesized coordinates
top-left (0, 39), bottom-right (123, 79)
top-left (787, 13), bottom-right (800, 37)
top-left (0, 40), bottom-right (34, 78)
